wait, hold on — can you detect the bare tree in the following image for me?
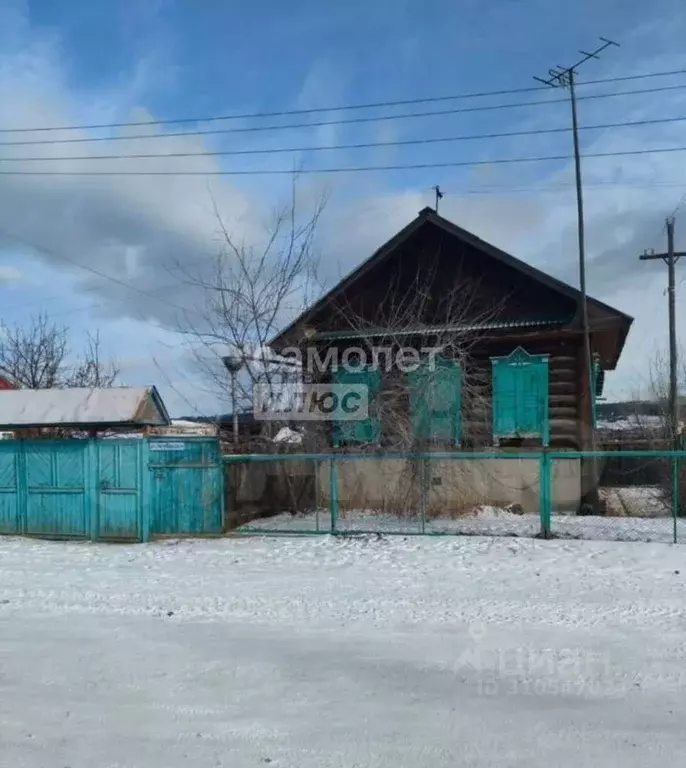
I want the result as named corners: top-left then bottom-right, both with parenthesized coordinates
top-left (287, 250), bottom-right (507, 519)
top-left (66, 331), bottom-right (120, 388)
top-left (0, 313), bottom-right (68, 388)
top-left (0, 313), bottom-right (119, 389)
top-left (176, 181), bottom-right (326, 445)
top-left (309, 251), bottom-right (505, 453)
top-left (618, 348), bottom-right (686, 443)
top-left (598, 348), bottom-right (686, 518)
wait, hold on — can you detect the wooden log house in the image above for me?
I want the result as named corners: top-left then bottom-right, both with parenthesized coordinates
top-left (271, 207), bottom-right (632, 456)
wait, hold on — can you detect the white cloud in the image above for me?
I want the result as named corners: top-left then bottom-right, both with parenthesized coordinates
top-left (0, 265), bottom-right (21, 283)
top-left (2, 6), bottom-right (686, 410)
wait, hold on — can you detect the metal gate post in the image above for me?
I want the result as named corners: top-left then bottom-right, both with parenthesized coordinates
top-left (672, 455), bottom-right (680, 544)
top-left (140, 439), bottom-right (151, 542)
top-left (539, 451), bottom-right (552, 538)
top-left (17, 441), bottom-right (27, 536)
top-left (86, 439), bottom-right (99, 542)
top-left (329, 457), bottom-right (338, 534)
top-left (419, 458), bottom-right (428, 534)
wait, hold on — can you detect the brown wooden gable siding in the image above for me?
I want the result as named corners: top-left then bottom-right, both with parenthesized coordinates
top-left (306, 225), bottom-right (578, 334)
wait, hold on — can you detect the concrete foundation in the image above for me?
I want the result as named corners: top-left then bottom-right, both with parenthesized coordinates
top-left (226, 455), bottom-right (582, 525)
top-left (316, 457), bottom-right (581, 515)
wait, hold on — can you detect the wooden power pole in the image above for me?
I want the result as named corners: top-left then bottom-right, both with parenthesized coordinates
top-left (535, 38), bottom-right (618, 514)
top-left (535, 37), bottom-right (619, 447)
top-left (640, 217), bottom-right (685, 445)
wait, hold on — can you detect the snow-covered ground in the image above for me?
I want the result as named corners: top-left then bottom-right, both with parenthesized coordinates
top-left (2, 535), bottom-right (686, 766)
top-left (240, 507), bottom-right (685, 543)
top-left (601, 486), bottom-right (670, 517)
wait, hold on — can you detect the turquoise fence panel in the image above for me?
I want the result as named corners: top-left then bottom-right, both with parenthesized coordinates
top-left (0, 442), bottom-right (20, 534)
top-left (96, 441), bottom-right (142, 540)
top-left (149, 438), bottom-right (222, 535)
top-left (226, 450), bottom-right (686, 542)
top-left (24, 441), bottom-right (88, 537)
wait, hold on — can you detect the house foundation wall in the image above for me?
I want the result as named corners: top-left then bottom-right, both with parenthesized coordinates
top-left (316, 457), bottom-right (581, 515)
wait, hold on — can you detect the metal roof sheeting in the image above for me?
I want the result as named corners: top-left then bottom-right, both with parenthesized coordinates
top-left (0, 386), bottom-right (170, 428)
top-left (313, 318), bottom-right (567, 341)
top-left (148, 420), bottom-right (218, 437)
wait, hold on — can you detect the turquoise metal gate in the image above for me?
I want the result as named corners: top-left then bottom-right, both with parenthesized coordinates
top-left (0, 437), bottom-right (224, 541)
top-left (96, 441), bottom-right (143, 540)
top-left (150, 437), bottom-right (223, 535)
top-left (25, 441), bottom-right (89, 537)
top-left (0, 441), bottom-right (20, 534)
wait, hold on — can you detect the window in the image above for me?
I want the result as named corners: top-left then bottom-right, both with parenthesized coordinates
top-left (407, 357), bottom-right (462, 444)
top-left (331, 364), bottom-right (381, 446)
top-left (491, 347), bottom-right (549, 445)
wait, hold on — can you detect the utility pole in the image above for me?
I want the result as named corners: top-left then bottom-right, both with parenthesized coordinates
top-left (432, 185), bottom-right (443, 213)
top-left (221, 355), bottom-right (244, 445)
top-left (639, 218), bottom-right (685, 446)
top-left (535, 38), bottom-right (618, 448)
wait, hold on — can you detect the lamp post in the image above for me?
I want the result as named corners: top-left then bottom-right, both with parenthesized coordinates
top-left (221, 356), bottom-right (243, 444)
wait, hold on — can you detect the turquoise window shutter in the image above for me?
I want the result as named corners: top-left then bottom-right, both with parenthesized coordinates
top-left (331, 364), bottom-right (381, 446)
top-left (492, 348), bottom-right (549, 444)
top-left (408, 357), bottom-right (462, 444)
top-left (518, 364), bottom-right (545, 434)
top-left (492, 360), bottom-right (518, 437)
top-left (408, 367), bottom-right (431, 439)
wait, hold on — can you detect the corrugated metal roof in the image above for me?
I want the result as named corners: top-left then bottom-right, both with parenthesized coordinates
top-left (0, 386), bottom-right (170, 428)
top-left (148, 420), bottom-right (218, 436)
top-left (313, 318), bottom-right (567, 341)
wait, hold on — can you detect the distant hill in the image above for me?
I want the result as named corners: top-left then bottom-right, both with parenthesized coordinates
top-left (177, 412), bottom-right (255, 425)
top-left (596, 401), bottom-right (663, 420)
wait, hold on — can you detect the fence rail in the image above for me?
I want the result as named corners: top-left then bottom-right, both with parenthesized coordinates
top-left (224, 450), bottom-right (685, 544)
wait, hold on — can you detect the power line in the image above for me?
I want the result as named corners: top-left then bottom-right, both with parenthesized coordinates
top-left (1, 174), bottom-right (682, 321)
top-left (639, 219), bottom-right (685, 446)
top-left (2, 145), bottom-right (686, 176)
top-left (0, 224), bottom-right (198, 318)
top-left (5, 175), bottom-right (686, 314)
top-left (2, 83), bottom-right (685, 149)
top-left (534, 35), bottom-right (619, 463)
top-left (2, 114), bottom-right (685, 163)
top-left (0, 277), bottom-right (193, 314)
top-left (0, 227), bottom-right (318, 318)
top-left (669, 191), bottom-right (686, 220)
top-left (2, 67), bottom-right (685, 134)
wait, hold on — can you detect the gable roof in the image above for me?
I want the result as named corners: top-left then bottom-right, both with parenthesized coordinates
top-left (271, 207), bottom-right (633, 366)
top-left (0, 386), bottom-right (170, 429)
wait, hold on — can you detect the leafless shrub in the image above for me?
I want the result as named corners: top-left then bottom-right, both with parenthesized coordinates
top-left (0, 313), bottom-right (119, 389)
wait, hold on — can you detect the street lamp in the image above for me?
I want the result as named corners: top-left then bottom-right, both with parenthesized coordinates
top-left (221, 355), bottom-right (243, 444)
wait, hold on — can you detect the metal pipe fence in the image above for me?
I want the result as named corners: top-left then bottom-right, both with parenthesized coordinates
top-left (224, 450), bottom-right (685, 544)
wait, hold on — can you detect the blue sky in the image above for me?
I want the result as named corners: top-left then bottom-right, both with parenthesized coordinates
top-left (1, 0), bottom-right (686, 414)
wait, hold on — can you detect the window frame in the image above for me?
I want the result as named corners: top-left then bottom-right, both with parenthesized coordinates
top-left (330, 363), bottom-right (381, 447)
top-left (407, 356), bottom-right (462, 446)
top-left (491, 346), bottom-right (549, 446)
